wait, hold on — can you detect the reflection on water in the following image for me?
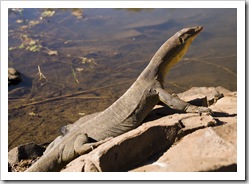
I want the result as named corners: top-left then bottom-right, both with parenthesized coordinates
top-left (8, 8), bottom-right (237, 149)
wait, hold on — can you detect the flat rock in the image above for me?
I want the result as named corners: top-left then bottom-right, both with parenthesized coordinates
top-left (215, 86), bottom-right (232, 96)
top-left (210, 92), bottom-right (237, 115)
top-left (178, 87), bottom-right (227, 106)
top-left (131, 122), bottom-right (237, 172)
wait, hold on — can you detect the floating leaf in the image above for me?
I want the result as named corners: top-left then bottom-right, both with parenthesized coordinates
top-left (64, 40), bottom-right (72, 44)
top-left (16, 19), bottom-right (23, 23)
top-left (28, 40), bottom-right (36, 45)
top-left (19, 25), bottom-right (28, 30)
top-left (40, 10), bottom-right (55, 19)
top-left (47, 50), bottom-right (58, 56)
top-left (79, 57), bottom-right (97, 65)
top-left (27, 44), bottom-right (42, 52)
top-left (9, 47), bottom-right (16, 51)
top-left (16, 34), bottom-right (42, 52)
top-left (71, 9), bottom-right (83, 19)
top-left (10, 8), bottom-right (23, 16)
top-left (11, 8), bottom-right (23, 13)
top-left (80, 57), bottom-right (88, 64)
top-left (43, 48), bottom-right (58, 56)
top-left (78, 56), bottom-right (97, 69)
top-left (28, 20), bottom-right (40, 26)
top-left (21, 20), bottom-right (41, 30)
top-left (18, 43), bottom-right (25, 49)
top-left (76, 67), bottom-right (84, 72)
top-left (29, 112), bottom-right (36, 116)
top-left (78, 112), bottom-right (85, 116)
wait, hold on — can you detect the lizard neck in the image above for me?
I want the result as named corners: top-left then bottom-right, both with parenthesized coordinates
top-left (138, 26), bottom-right (202, 85)
top-left (138, 35), bottom-right (184, 84)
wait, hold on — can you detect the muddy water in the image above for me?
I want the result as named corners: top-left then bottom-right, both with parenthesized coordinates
top-left (8, 8), bottom-right (237, 150)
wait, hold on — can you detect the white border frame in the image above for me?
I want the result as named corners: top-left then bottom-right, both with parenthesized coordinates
top-left (1, 1), bottom-right (245, 181)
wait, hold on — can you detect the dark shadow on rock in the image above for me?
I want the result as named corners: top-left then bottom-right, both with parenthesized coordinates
top-left (211, 111), bottom-right (237, 118)
top-left (144, 105), bottom-right (179, 122)
top-left (144, 105), bottom-right (237, 124)
top-left (18, 143), bottom-right (45, 160)
top-left (129, 150), bottom-right (167, 171)
top-left (210, 164), bottom-right (237, 172)
top-left (97, 124), bottom-right (180, 172)
top-left (8, 163), bottom-right (12, 172)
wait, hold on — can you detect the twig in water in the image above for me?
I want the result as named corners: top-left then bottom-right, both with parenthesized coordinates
top-left (37, 65), bottom-right (47, 81)
top-left (71, 65), bottom-right (79, 84)
top-left (37, 65), bottom-right (48, 86)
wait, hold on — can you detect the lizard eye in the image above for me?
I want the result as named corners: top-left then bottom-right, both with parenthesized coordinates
top-left (179, 33), bottom-right (189, 44)
top-left (179, 37), bottom-right (184, 44)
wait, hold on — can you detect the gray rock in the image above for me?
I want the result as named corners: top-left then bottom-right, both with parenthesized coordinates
top-left (210, 92), bottom-right (237, 115)
top-left (178, 87), bottom-right (225, 106)
top-left (215, 86), bottom-right (232, 96)
top-left (8, 67), bottom-right (22, 86)
top-left (131, 123), bottom-right (236, 172)
top-left (8, 143), bottom-right (45, 165)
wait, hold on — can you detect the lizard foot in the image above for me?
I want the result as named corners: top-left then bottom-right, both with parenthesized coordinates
top-left (186, 105), bottom-right (213, 116)
top-left (75, 135), bottom-right (113, 155)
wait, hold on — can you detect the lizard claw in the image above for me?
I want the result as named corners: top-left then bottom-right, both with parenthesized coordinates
top-left (197, 107), bottom-right (213, 116)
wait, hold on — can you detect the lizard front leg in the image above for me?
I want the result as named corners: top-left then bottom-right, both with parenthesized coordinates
top-left (155, 88), bottom-right (212, 115)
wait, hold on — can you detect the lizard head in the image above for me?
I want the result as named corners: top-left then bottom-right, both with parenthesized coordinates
top-left (154, 26), bottom-right (203, 83)
top-left (178, 26), bottom-right (203, 44)
top-left (175, 26), bottom-right (203, 58)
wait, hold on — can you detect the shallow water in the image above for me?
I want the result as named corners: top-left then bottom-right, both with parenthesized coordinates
top-left (8, 8), bottom-right (237, 149)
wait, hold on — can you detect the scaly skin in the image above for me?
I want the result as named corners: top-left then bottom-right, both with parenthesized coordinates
top-left (26, 26), bottom-right (210, 172)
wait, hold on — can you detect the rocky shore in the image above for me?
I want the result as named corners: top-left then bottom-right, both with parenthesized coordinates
top-left (8, 86), bottom-right (237, 172)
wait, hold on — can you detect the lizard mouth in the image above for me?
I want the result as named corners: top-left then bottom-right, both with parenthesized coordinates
top-left (195, 26), bottom-right (203, 34)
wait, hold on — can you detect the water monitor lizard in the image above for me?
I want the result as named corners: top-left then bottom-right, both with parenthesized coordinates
top-left (26, 26), bottom-right (211, 172)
